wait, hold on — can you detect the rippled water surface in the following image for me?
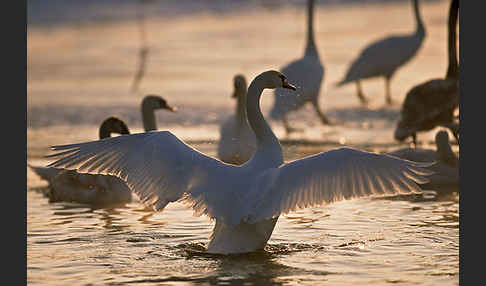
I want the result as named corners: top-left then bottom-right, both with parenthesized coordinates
top-left (28, 0), bottom-right (459, 284)
top-left (27, 141), bottom-right (459, 285)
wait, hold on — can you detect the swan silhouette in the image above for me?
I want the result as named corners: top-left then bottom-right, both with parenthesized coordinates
top-left (218, 74), bottom-right (257, 165)
top-left (46, 70), bottom-right (432, 254)
top-left (336, 0), bottom-right (426, 105)
top-left (394, 0), bottom-right (459, 146)
top-left (269, 0), bottom-right (332, 134)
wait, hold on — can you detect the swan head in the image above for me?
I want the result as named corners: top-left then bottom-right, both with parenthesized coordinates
top-left (99, 116), bottom-right (130, 139)
top-left (232, 74), bottom-right (247, 98)
top-left (257, 70), bottom-right (296, 91)
top-left (142, 95), bottom-right (177, 112)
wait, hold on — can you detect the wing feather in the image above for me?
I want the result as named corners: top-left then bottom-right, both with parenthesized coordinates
top-left (47, 131), bottom-right (237, 219)
top-left (247, 147), bottom-right (433, 222)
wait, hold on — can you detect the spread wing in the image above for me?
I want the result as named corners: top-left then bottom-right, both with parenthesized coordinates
top-left (247, 147), bottom-right (433, 222)
top-left (46, 130), bottom-right (239, 219)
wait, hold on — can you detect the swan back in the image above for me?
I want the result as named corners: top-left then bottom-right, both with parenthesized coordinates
top-left (337, 0), bottom-right (425, 85)
top-left (270, 0), bottom-right (323, 120)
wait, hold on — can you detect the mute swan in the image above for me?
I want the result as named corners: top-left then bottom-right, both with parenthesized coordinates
top-left (269, 0), bottom-right (332, 134)
top-left (394, 0), bottom-right (459, 146)
top-left (387, 130), bottom-right (458, 190)
top-left (29, 95), bottom-right (176, 205)
top-left (30, 117), bottom-right (132, 205)
top-left (46, 70), bottom-right (432, 254)
top-left (217, 74), bottom-right (257, 165)
top-left (336, 0), bottom-right (426, 105)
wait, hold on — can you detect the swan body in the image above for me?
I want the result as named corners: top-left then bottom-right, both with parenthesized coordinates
top-left (46, 70), bottom-right (432, 254)
top-left (30, 95), bottom-right (176, 205)
top-left (388, 130), bottom-right (458, 190)
top-left (336, 0), bottom-right (426, 105)
top-left (270, 0), bottom-right (331, 133)
top-left (30, 117), bottom-right (132, 205)
top-left (218, 74), bottom-right (257, 165)
top-left (395, 0), bottom-right (459, 145)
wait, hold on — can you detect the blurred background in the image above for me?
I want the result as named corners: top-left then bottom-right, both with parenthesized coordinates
top-left (27, 1), bottom-right (459, 285)
top-left (27, 0), bottom-right (455, 158)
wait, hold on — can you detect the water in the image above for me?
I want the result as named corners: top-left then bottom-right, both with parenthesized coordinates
top-left (27, 0), bottom-right (459, 285)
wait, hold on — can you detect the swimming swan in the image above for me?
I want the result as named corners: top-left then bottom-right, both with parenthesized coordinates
top-left (217, 74), bottom-right (257, 165)
top-left (387, 130), bottom-right (458, 190)
top-left (29, 95), bottom-right (176, 205)
top-left (29, 117), bottom-right (132, 205)
top-left (336, 0), bottom-right (426, 105)
top-left (394, 0), bottom-right (459, 146)
top-left (46, 70), bottom-right (432, 254)
top-left (269, 0), bottom-right (332, 134)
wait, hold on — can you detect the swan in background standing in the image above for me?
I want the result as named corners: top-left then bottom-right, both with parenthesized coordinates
top-left (29, 95), bottom-right (177, 205)
top-left (218, 74), bottom-right (257, 165)
top-left (394, 0), bottom-right (459, 146)
top-left (387, 130), bottom-right (458, 190)
top-left (269, 0), bottom-right (332, 134)
top-left (46, 70), bottom-right (431, 255)
top-left (336, 0), bottom-right (426, 105)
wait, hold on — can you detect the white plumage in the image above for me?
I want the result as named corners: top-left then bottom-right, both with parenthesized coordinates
top-left (336, 0), bottom-right (426, 105)
top-left (269, 0), bottom-right (331, 134)
top-left (217, 74), bottom-right (257, 165)
top-left (46, 70), bottom-right (432, 254)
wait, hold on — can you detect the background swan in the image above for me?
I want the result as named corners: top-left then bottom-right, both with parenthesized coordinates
top-left (29, 95), bottom-right (176, 205)
top-left (46, 70), bottom-right (432, 255)
top-left (387, 130), bottom-right (458, 190)
top-left (394, 0), bottom-right (459, 146)
top-left (30, 117), bottom-right (132, 205)
top-left (217, 74), bottom-right (257, 165)
top-left (336, 0), bottom-right (426, 105)
top-left (269, 0), bottom-right (332, 134)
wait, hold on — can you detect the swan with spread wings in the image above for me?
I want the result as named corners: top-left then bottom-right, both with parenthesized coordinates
top-left (46, 70), bottom-right (432, 254)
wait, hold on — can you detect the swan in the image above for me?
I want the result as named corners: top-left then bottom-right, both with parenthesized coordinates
top-left (29, 95), bottom-right (176, 205)
top-left (29, 117), bottom-right (132, 205)
top-left (46, 70), bottom-right (432, 254)
top-left (394, 0), bottom-right (459, 146)
top-left (387, 130), bottom-right (458, 190)
top-left (336, 0), bottom-right (426, 105)
top-left (269, 0), bottom-right (332, 134)
top-left (217, 74), bottom-right (257, 165)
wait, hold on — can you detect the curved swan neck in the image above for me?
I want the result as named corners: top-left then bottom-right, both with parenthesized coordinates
top-left (141, 102), bottom-right (157, 132)
top-left (99, 123), bottom-right (113, 139)
top-left (305, 0), bottom-right (318, 56)
top-left (413, 0), bottom-right (426, 37)
top-left (246, 77), bottom-right (280, 149)
top-left (446, 0), bottom-right (458, 79)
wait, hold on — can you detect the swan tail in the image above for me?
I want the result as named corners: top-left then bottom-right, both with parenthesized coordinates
top-left (28, 164), bottom-right (63, 181)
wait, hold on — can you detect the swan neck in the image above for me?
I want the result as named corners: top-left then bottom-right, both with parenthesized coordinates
top-left (413, 0), bottom-right (425, 36)
top-left (141, 103), bottom-right (157, 132)
top-left (437, 139), bottom-right (458, 166)
top-left (235, 89), bottom-right (248, 126)
top-left (446, 0), bottom-right (458, 79)
top-left (305, 0), bottom-right (317, 55)
top-left (246, 79), bottom-right (279, 148)
top-left (98, 122), bottom-right (113, 139)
